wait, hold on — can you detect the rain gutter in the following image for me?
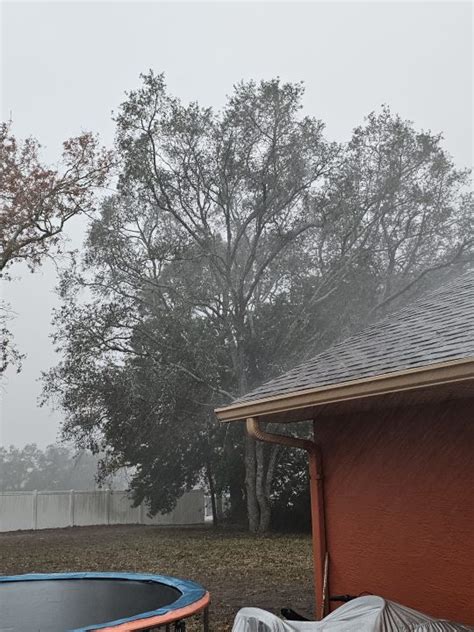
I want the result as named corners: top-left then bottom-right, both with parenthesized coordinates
top-left (216, 358), bottom-right (474, 423)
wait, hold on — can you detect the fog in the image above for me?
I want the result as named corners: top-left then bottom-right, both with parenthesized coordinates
top-left (1, 1), bottom-right (472, 448)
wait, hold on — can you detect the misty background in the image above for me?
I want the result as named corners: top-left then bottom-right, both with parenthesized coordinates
top-left (1, 0), bottom-right (472, 450)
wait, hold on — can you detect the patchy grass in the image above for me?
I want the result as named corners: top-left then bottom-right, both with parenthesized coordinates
top-left (0, 525), bottom-right (314, 631)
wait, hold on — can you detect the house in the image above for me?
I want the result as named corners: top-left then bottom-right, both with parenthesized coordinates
top-left (215, 270), bottom-right (474, 625)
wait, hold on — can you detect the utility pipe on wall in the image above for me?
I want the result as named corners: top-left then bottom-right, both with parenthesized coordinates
top-left (246, 417), bottom-right (328, 619)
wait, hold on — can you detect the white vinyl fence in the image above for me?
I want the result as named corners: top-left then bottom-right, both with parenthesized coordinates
top-left (0, 489), bottom-right (204, 532)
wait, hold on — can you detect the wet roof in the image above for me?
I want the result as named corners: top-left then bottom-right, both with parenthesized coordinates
top-left (235, 269), bottom-right (474, 404)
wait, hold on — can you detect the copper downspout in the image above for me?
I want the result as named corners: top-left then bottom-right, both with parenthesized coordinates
top-left (246, 417), bottom-right (328, 620)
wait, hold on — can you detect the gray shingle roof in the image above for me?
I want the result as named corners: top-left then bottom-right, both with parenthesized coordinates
top-left (237, 270), bottom-right (474, 404)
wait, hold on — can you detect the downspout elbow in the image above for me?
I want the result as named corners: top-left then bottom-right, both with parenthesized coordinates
top-left (246, 416), bottom-right (327, 619)
top-left (246, 417), bottom-right (321, 468)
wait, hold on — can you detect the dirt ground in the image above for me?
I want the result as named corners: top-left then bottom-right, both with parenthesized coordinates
top-left (0, 524), bottom-right (314, 631)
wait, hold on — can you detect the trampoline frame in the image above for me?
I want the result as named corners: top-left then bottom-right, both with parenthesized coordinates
top-left (0, 571), bottom-right (210, 632)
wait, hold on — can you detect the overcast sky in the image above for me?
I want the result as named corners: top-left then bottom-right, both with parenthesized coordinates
top-left (1, 1), bottom-right (472, 448)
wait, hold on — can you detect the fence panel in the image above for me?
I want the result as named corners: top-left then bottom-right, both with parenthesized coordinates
top-left (37, 492), bottom-right (71, 529)
top-left (73, 491), bottom-right (109, 527)
top-left (0, 489), bottom-right (204, 532)
top-left (144, 490), bottom-right (205, 526)
top-left (0, 492), bottom-right (35, 531)
top-left (109, 491), bottom-right (141, 525)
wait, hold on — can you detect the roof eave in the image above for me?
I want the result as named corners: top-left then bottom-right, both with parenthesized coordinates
top-left (214, 357), bottom-right (474, 423)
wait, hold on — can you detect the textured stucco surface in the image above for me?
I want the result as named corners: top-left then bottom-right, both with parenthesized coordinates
top-left (315, 397), bottom-right (474, 625)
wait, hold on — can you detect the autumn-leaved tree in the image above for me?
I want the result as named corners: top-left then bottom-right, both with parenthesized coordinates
top-left (0, 122), bottom-right (112, 373)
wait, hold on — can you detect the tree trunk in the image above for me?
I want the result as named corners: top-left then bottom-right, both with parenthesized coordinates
top-left (255, 441), bottom-right (271, 532)
top-left (205, 459), bottom-right (218, 527)
top-left (235, 329), bottom-right (274, 533)
top-left (245, 434), bottom-right (260, 532)
top-left (216, 492), bottom-right (225, 523)
top-left (265, 444), bottom-right (279, 499)
top-left (229, 477), bottom-right (246, 524)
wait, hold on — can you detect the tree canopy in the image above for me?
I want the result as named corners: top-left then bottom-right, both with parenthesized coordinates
top-left (44, 73), bottom-right (473, 531)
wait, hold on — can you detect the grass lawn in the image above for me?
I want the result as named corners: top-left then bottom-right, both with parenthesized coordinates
top-left (0, 525), bottom-right (314, 631)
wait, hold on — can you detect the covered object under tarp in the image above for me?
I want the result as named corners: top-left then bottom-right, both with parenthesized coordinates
top-left (232, 597), bottom-right (473, 632)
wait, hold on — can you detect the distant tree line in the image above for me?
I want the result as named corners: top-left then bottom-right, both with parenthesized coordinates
top-left (2, 73), bottom-right (472, 531)
top-left (0, 444), bottom-right (103, 492)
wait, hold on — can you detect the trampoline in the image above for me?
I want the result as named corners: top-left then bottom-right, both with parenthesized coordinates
top-left (0, 572), bottom-right (210, 632)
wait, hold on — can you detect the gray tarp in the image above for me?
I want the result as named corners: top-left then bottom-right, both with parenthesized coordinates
top-left (232, 596), bottom-right (473, 632)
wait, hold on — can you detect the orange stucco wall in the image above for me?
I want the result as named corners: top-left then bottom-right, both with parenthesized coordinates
top-left (314, 397), bottom-right (474, 625)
